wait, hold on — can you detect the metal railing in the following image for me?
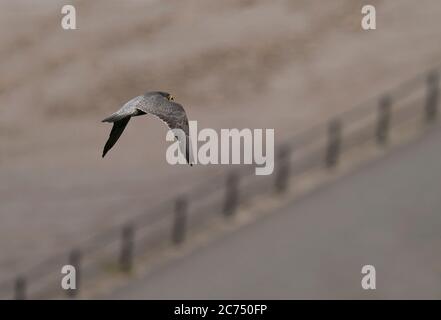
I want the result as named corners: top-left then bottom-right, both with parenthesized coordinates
top-left (0, 66), bottom-right (439, 299)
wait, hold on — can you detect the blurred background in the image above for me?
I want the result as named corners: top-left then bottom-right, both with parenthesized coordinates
top-left (1, 0), bottom-right (441, 299)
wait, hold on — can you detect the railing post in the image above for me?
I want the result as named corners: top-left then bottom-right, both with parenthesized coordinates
top-left (223, 172), bottom-right (239, 217)
top-left (119, 223), bottom-right (135, 273)
top-left (67, 249), bottom-right (81, 298)
top-left (14, 276), bottom-right (26, 300)
top-left (325, 119), bottom-right (341, 168)
top-left (275, 145), bottom-right (290, 193)
top-left (425, 71), bottom-right (439, 123)
top-left (376, 95), bottom-right (392, 145)
top-left (172, 197), bottom-right (187, 245)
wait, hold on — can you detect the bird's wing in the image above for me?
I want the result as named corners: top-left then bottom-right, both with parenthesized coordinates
top-left (102, 96), bottom-right (144, 123)
top-left (136, 97), bottom-right (189, 135)
top-left (102, 117), bottom-right (131, 158)
top-left (136, 96), bottom-right (192, 165)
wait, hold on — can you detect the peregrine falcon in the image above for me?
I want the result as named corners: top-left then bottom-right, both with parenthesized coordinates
top-left (101, 91), bottom-right (192, 165)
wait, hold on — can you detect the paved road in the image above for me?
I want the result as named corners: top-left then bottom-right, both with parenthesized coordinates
top-left (109, 127), bottom-right (441, 299)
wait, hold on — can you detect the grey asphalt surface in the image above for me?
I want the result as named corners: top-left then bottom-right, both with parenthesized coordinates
top-left (109, 126), bottom-right (441, 299)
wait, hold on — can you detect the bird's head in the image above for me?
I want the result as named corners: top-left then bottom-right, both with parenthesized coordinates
top-left (147, 91), bottom-right (175, 102)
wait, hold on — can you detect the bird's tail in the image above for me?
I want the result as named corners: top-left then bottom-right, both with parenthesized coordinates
top-left (102, 112), bottom-right (127, 123)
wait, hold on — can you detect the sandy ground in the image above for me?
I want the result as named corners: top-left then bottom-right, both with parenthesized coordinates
top-left (1, 0), bottom-right (441, 281)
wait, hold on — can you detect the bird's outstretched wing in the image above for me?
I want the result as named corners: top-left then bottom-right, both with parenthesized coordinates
top-left (102, 117), bottom-right (131, 158)
top-left (136, 96), bottom-right (192, 165)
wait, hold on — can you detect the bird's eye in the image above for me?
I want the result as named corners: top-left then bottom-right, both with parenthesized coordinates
top-left (168, 95), bottom-right (174, 101)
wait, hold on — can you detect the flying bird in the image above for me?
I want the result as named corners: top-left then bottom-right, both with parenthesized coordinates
top-left (101, 91), bottom-right (192, 165)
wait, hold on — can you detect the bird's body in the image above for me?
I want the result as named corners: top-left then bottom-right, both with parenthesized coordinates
top-left (101, 91), bottom-right (192, 165)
